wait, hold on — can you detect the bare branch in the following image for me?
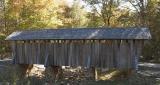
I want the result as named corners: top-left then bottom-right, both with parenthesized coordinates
top-left (128, 0), bottom-right (140, 13)
top-left (91, 5), bottom-right (102, 17)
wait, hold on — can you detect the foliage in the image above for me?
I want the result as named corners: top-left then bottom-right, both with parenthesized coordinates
top-left (70, 0), bottom-right (88, 28)
top-left (87, 11), bottom-right (104, 27)
top-left (5, 0), bottom-right (63, 32)
top-left (84, 0), bottom-right (119, 27)
top-left (141, 0), bottom-right (160, 62)
top-left (59, 0), bottom-right (89, 28)
top-left (0, 34), bottom-right (7, 55)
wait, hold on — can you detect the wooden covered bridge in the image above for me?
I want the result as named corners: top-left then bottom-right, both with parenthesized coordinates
top-left (6, 27), bottom-right (151, 71)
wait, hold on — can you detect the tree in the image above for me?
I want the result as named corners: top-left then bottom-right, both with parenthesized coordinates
top-left (5, 0), bottom-right (63, 34)
top-left (56, 1), bottom-right (73, 28)
top-left (70, 0), bottom-right (88, 28)
top-left (58, 0), bottom-right (88, 28)
top-left (116, 9), bottom-right (138, 27)
top-left (84, 0), bottom-right (119, 27)
top-left (127, 0), bottom-right (160, 62)
top-left (0, 0), bottom-right (5, 33)
top-left (87, 9), bottom-right (104, 27)
top-left (142, 0), bottom-right (160, 62)
top-left (128, 0), bottom-right (148, 26)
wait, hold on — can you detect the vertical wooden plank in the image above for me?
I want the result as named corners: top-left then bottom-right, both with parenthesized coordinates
top-left (29, 41), bottom-right (33, 64)
top-left (21, 41), bottom-right (25, 64)
top-left (115, 40), bottom-right (121, 69)
top-left (73, 40), bottom-right (76, 66)
top-left (75, 40), bottom-right (78, 66)
top-left (35, 40), bottom-right (38, 64)
top-left (61, 40), bottom-right (64, 66)
top-left (94, 40), bottom-right (100, 67)
top-left (110, 40), bottom-right (114, 68)
top-left (49, 40), bottom-right (54, 65)
top-left (24, 41), bottom-right (27, 64)
top-left (89, 40), bottom-right (91, 68)
top-left (69, 40), bottom-right (73, 66)
top-left (56, 40), bottom-right (59, 66)
top-left (27, 41), bottom-right (30, 64)
top-left (18, 41), bottom-right (23, 64)
top-left (39, 40), bottom-right (44, 64)
top-left (57, 40), bottom-right (61, 66)
top-left (119, 40), bottom-right (127, 69)
top-left (113, 40), bottom-right (117, 68)
top-left (79, 40), bottom-right (83, 66)
top-left (86, 40), bottom-right (91, 68)
top-left (44, 40), bottom-right (49, 66)
top-left (32, 41), bottom-right (37, 64)
top-left (58, 40), bottom-right (62, 66)
top-left (99, 40), bottom-right (103, 68)
top-left (135, 40), bottom-right (143, 70)
top-left (130, 40), bottom-right (136, 70)
top-left (16, 41), bottom-right (20, 64)
top-left (64, 40), bottom-right (67, 66)
top-left (55, 40), bottom-right (59, 66)
top-left (82, 40), bottom-right (85, 67)
top-left (90, 40), bottom-right (95, 67)
top-left (123, 40), bottom-right (129, 69)
top-left (53, 40), bottom-right (57, 65)
top-left (36, 40), bottom-right (41, 64)
top-left (105, 40), bottom-right (110, 68)
top-left (11, 41), bottom-right (17, 64)
top-left (30, 41), bottom-right (35, 64)
top-left (126, 40), bottom-right (132, 69)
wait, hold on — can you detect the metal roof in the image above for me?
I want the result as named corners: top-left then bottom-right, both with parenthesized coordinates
top-left (6, 27), bottom-right (152, 40)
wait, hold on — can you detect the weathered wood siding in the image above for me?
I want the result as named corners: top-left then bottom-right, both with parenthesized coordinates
top-left (11, 40), bottom-right (143, 70)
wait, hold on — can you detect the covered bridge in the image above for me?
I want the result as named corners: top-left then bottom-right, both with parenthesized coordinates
top-left (6, 27), bottom-right (151, 70)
